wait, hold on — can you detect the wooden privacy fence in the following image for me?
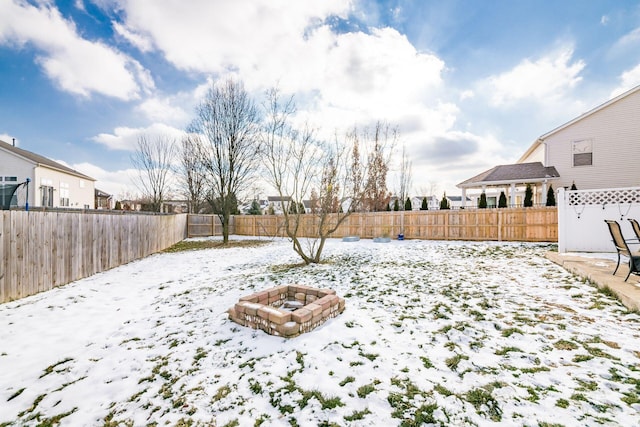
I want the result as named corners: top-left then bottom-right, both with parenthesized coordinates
top-left (0, 211), bottom-right (188, 303)
top-left (187, 214), bottom-right (228, 237)
top-left (230, 207), bottom-right (558, 242)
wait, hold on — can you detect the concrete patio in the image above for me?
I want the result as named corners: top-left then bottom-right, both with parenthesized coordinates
top-left (546, 251), bottom-right (640, 311)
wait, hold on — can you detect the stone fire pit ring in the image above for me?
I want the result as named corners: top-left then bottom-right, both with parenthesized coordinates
top-left (228, 284), bottom-right (346, 338)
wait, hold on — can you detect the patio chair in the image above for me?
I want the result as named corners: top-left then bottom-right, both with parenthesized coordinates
top-left (604, 220), bottom-right (640, 281)
top-left (628, 218), bottom-right (640, 243)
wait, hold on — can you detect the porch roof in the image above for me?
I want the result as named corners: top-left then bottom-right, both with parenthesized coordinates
top-left (457, 162), bottom-right (560, 189)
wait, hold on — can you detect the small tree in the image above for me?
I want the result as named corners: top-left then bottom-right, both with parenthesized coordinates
top-left (546, 185), bottom-right (556, 207)
top-left (114, 200), bottom-right (122, 210)
top-left (393, 198), bottom-right (400, 211)
top-left (421, 196), bottom-right (428, 210)
top-left (498, 191), bottom-right (507, 208)
top-left (404, 197), bottom-right (412, 211)
top-left (570, 181), bottom-right (577, 191)
top-left (248, 199), bottom-right (262, 215)
top-left (478, 192), bottom-right (488, 209)
top-left (440, 193), bottom-right (450, 210)
top-left (524, 184), bottom-right (533, 207)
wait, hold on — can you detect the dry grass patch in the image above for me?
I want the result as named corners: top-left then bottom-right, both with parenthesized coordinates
top-left (164, 239), bottom-right (269, 252)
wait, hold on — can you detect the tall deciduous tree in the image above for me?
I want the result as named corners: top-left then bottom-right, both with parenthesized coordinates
top-left (177, 133), bottom-right (207, 213)
top-left (190, 79), bottom-right (261, 243)
top-left (131, 134), bottom-right (177, 212)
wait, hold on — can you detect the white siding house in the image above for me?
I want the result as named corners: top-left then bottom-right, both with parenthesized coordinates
top-left (519, 84), bottom-right (640, 190)
top-left (0, 139), bottom-right (95, 209)
top-left (458, 84), bottom-right (640, 204)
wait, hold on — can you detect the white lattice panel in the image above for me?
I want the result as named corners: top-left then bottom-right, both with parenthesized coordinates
top-left (568, 187), bottom-right (640, 206)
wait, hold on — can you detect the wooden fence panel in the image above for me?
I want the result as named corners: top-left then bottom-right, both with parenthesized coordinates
top-left (229, 207), bottom-right (557, 243)
top-left (0, 212), bottom-right (188, 303)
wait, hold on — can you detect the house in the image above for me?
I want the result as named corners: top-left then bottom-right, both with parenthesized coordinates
top-left (458, 84), bottom-right (640, 206)
top-left (95, 188), bottom-right (113, 210)
top-left (458, 163), bottom-right (560, 207)
top-left (267, 196), bottom-right (293, 214)
top-left (0, 139), bottom-right (95, 209)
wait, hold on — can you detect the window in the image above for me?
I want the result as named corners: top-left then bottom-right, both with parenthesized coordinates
top-left (4, 176), bottom-right (17, 182)
top-left (41, 178), bottom-right (54, 207)
top-left (60, 182), bottom-right (70, 207)
top-left (572, 139), bottom-right (593, 167)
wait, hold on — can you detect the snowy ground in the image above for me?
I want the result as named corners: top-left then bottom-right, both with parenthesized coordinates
top-left (1, 237), bottom-right (639, 427)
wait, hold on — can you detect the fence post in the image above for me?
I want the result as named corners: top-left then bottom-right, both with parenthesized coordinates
top-left (557, 188), bottom-right (566, 253)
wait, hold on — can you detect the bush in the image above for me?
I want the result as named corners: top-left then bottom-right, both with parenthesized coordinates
top-left (546, 185), bottom-right (556, 206)
top-left (421, 197), bottom-right (428, 210)
top-left (498, 191), bottom-right (507, 208)
top-left (393, 199), bottom-right (400, 211)
top-left (440, 194), bottom-right (450, 210)
top-left (524, 184), bottom-right (533, 207)
top-left (404, 197), bottom-right (412, 211)
top-left (478, 192), bottom-right (487, 209)
top-left (248, 199), bottom-right (262, 215)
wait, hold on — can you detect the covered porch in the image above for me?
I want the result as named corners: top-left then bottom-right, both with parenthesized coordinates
top-left (457, 162), bottom-right (560, 208)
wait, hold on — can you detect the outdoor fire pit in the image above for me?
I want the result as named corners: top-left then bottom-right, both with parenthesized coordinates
top-left (228, 284), bottom-right (346, 338)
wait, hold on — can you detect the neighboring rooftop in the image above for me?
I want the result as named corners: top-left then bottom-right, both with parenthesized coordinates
top-left (0, 139), bottom-right (95, 181)
top-left (458, 162), bottom-right (560, 188)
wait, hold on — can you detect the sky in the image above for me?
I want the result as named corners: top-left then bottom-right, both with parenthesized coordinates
top-left (1, 0), bottom-right (640, 199)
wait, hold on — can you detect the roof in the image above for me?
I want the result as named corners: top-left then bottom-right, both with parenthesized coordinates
top-left (518, 83), bottom-right (640, 163)
top-left (457, 162), bottom-right (560, 188)
top-left (0, 139), bottom-right (95, 181)
top-left (94, 188), bottom-right (111, 198)
top-left (268, 196), bottom-right (292, 202)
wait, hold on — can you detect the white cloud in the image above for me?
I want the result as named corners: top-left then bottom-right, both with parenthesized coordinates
top-left (610, 63), bottom-right (640, 97)
top-left (67, 162), bottom-right (140, 198)
top-left (482, 47), bottom-right (585, 107)
top-left (92, 123), bottom-right (185, 151)
top-left (600, 15), bottom-right (609, 25)
top-left (112, 21), bottom-right (153, 52)
top-left (134, 88), bottom-right (196, 126)
top-left (0, 133), bottom-right (18, 146)
top-left (0, 0), bottom-right (153, 100)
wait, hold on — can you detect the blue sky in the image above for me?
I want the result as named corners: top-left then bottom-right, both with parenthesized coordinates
top-left (1, 0), bottom-right (640, 198)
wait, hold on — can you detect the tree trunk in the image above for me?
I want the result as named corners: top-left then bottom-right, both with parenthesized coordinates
top-left (221, 212), bottom-right (230, 244)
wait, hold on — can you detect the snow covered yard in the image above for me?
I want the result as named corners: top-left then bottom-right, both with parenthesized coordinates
top-left (1, 238), bottom-right (639, 426)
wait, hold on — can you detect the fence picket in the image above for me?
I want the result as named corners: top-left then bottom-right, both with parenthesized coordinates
top-left (0, 212), bottom-right (187, 303)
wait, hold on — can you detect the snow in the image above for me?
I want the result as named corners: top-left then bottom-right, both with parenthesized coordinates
top-left (1, 237), bottom-right (639, 426)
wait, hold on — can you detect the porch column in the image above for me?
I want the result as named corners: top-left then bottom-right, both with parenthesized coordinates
top-left (509, 183), bottom-right (516, 207)
top-left (541, 180), bottom-right (548, 206)
top-left (461, 188), bottom-right (467, 208)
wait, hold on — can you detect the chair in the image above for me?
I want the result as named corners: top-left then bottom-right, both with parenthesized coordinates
top-left (628, 218), bottom-right (640, 243)
top-left (604, 220), bottom-right (640, 281)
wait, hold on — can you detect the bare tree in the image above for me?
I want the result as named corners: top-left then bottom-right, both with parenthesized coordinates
top-left (190, 78), bottom-right (260, 243)
top-left (361, 122), bottom-right (396, 212)
top-left (397, 144), bottom-right (413, 209)
top-left (131, 134), bottom-right (177, 212)
top-left (261, 89), bottom-right (394, 264)
top-left (177, 133), bottom-right (207, 213)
